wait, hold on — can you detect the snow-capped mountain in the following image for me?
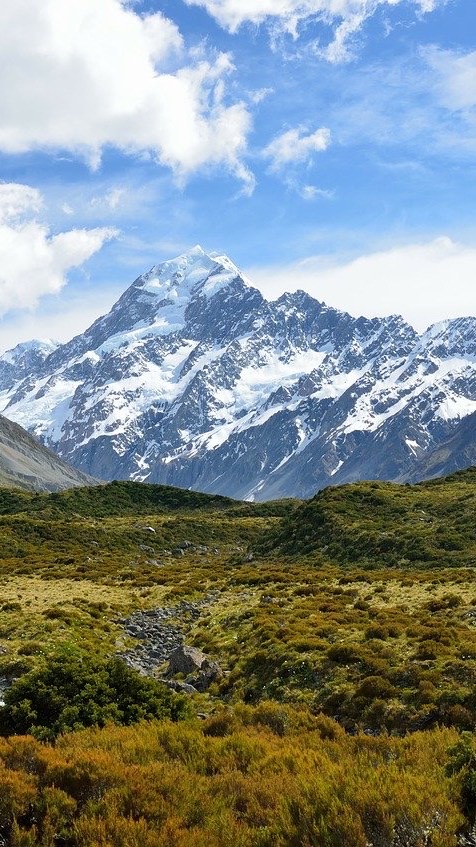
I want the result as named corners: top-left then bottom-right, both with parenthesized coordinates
top-left (1, 245), bottom-right (475, 500)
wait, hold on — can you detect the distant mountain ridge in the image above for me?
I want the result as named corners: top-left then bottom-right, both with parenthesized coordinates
top-left (0, 414), bottom-right (95, 492)
top-left (0, 245), bottom-right (475, 499)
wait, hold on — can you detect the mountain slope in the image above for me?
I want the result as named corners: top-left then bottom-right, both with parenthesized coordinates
top-left (0, 246), bottom-right (475, 499)
top-left (0, 414), bottom-right (95, 491)
top-left (403, 411), bottom-right (476, 482)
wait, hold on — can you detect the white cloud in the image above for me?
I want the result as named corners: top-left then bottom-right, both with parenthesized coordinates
top-left (263, 126), bottom-right (331, 171)
top-left (0, 182), bottom-right (117, 316)
top-left (326, 46), bottom-right (476, 157)
top-left (0, 290), bottom-right (122, 354)
top-left (185, 0), bottom-right (442, 60)
top-left (0, 0), bottom-right (253, 186)
top-left (423, 46), bottom-right (476, 111)
top-left (0, 184), bottom-right (43, 224)
top-left (249, 87), bottom-right (274, 104)
top-left (247, 237), bottom-right (476, 331)
top-left (91, 188), bottom-right (126, 212)
top-left (299, 184), bottom-right (333, 200)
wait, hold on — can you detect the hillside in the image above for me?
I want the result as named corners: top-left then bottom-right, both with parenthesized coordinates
top-left (407, 412), bottom-right (476, 483)
top-left (257, 466), bottom-right (476, 568)
top-left (0, 413), bottom-right (96, 491)
top-left (0, 471), bottom-right (474, 729)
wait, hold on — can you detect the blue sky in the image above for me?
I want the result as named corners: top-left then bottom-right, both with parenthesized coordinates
top-left (0, 0), bottom-right (475, 351)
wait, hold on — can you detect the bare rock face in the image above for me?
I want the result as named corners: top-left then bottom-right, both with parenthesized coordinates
top-left (0, 414), bottom-right (96, 492)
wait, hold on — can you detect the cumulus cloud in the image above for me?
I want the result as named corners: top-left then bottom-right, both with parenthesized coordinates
top-left (0, 184), bottom-right (43, 224)
top-left (247, 237), bottom-right (476, 331)
top-left (185, 0), bottom-right (442, 60)
top-left (0, 183), bottom-right (117, 316)
top-left (263, 126), bottom-right (331, 171)
top-left (0, 0), bottom-right (253, 185)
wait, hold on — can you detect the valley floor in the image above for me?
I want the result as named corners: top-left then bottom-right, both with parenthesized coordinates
top-left (0, 475), bottom-right (475, 845)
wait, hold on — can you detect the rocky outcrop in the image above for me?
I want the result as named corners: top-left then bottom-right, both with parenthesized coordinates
top-left (167, 645), bottom-right (209, 675)
top-left (119, 606), bottom-right (189, 676)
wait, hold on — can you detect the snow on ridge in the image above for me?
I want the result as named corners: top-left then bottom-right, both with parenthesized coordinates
top-left (140, 245), bottom-right (247, 303)
top-left (340, 354), bottom-right (475, 436)
top-left (437, 396), bottom-right (476, 422)
top-left (1, 338), bottom-right (58, 362)
top-left (3, 377), bottom-right (82, 444)
top-left (1, 246), bottom-right (475, 498)
top-left (420, 315), bottom-right (476, 344)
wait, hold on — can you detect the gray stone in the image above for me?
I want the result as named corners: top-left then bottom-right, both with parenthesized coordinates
top-left (167, 645), bottom-right (209, 676)
top-left (186, 661), bottom-right (222, 692)
top-left (163, 679), bottom-right (198, 695)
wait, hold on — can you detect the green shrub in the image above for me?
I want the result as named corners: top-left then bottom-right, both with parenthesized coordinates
top-left (0, 652), bottom-right (190, 740)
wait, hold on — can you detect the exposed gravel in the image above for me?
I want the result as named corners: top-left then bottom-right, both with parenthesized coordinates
top-left (118, 592), bottom-right (220, 676)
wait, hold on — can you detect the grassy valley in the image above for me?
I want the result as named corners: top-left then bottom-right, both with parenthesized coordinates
top-left (0, 473), bottom-right (475, 845)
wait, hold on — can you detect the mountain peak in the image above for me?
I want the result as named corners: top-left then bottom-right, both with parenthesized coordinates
top-left (2, 246), bottom-right (475, 502)
top-left (2, 339), bottom-right (57, 363)
top-left (136, 246), bottom-right (248, 308)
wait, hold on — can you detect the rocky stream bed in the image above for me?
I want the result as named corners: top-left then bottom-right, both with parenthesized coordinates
top-left (118, 591), bottom-right (223, 692)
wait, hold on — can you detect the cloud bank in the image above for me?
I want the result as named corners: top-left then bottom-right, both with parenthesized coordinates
top-left (0, 183), bottom-right (116, 316)
top-left (0, 0), bottom-right (253, 186)
top-left (247, 237), bottom-right (476, 331)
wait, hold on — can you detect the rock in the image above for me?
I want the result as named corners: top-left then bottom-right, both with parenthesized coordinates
top-left (163, 679), bottom-right (198, 695)
top-left (167, 645), bottom-right (209, 676)
top-left (167, 645), bottom-right (222, 691)
top-left (119, 597), bottom-right (222, 682)
top-left (186, 661), bottom-right (222, 692)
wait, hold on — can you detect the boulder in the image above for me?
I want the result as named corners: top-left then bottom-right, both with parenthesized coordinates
top-left (186, 661), bottom-right (222, 692)
top-left (163, 679), bottom-right (198, 695)
top-left (167, 645), bottom-right (209, 676)
top-left (167, 645), bottom-right (222, 692)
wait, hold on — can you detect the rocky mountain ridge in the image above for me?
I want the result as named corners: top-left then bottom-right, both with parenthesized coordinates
top-left (0, 245), bottom-right (474, 499)
top-left (0, 413), bottom-right (95, 491)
